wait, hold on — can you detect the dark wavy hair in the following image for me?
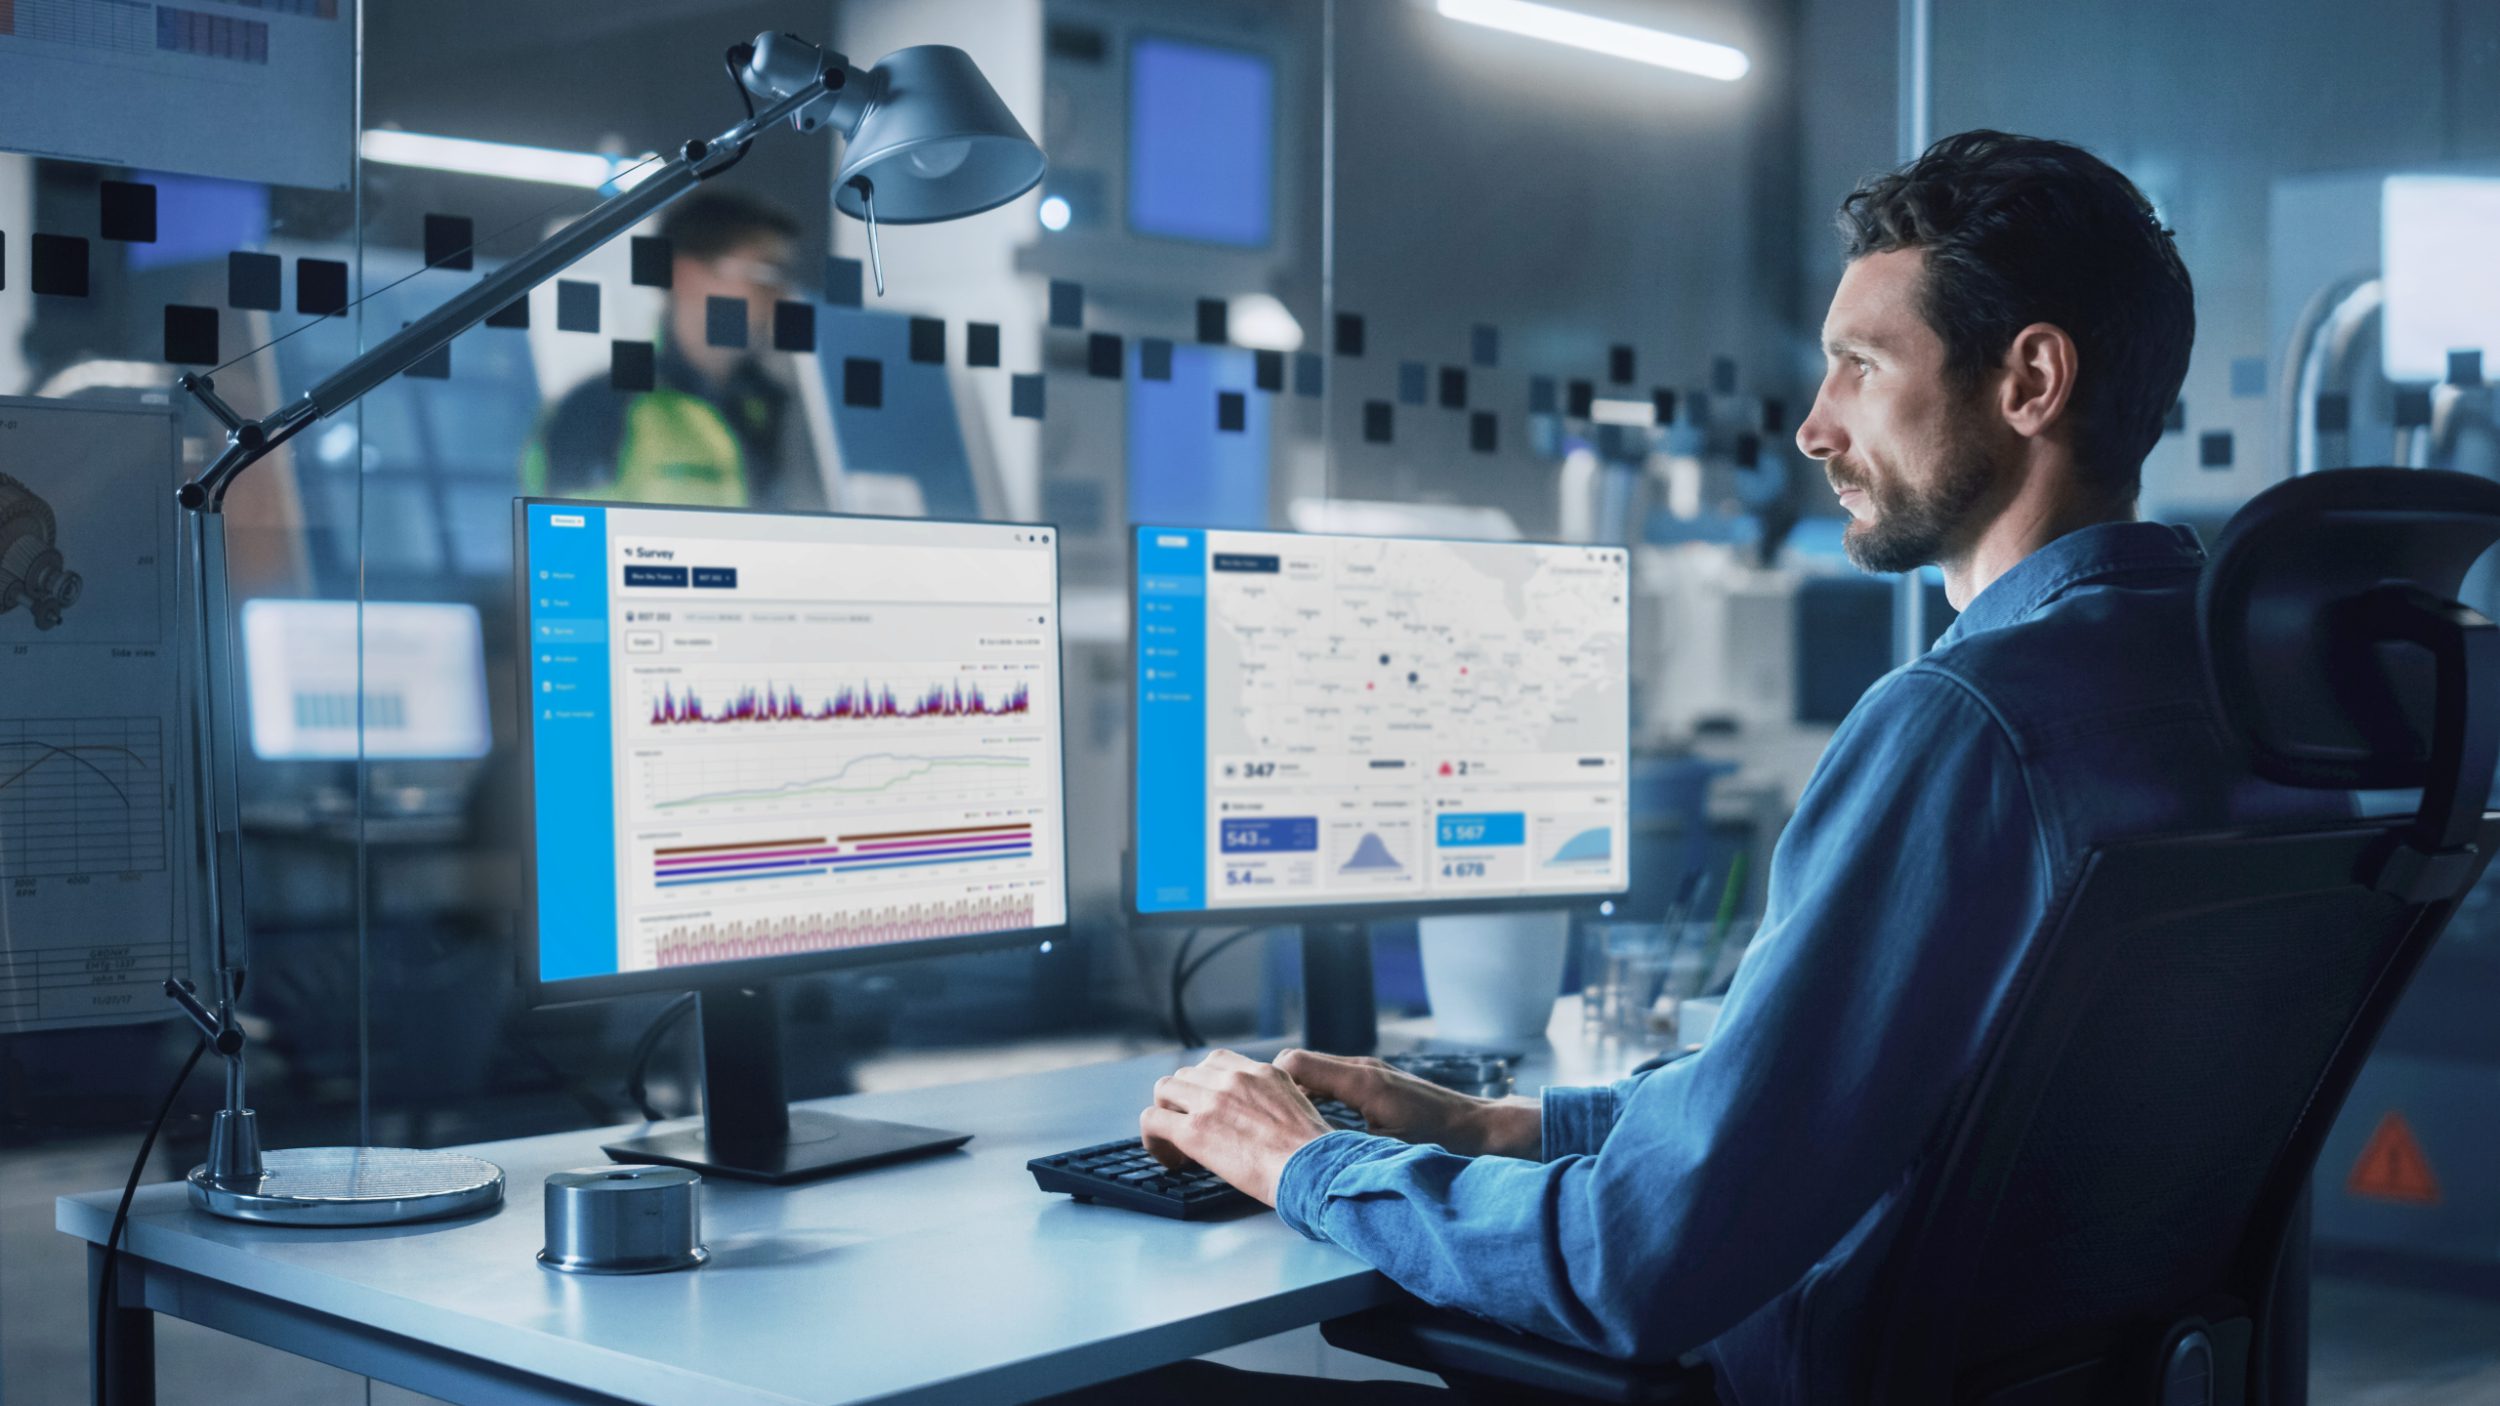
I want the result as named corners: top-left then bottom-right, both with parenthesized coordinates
top-left (1836, 130), bottom-right (2194, 501)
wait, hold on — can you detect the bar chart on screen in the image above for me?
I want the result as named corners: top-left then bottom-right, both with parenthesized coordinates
top-left (631, 665), bottom-right (1042, 729)
top-left (644, 676), bottom-right (1034, 726)
top-left (650, 893), bottom-right (1042, 966)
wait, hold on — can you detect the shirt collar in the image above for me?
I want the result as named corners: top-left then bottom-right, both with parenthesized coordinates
top-left (655, 332), bottom-right (786, 407)
top-left (1937, 520), bottom-right (2205, 644)
top-left (655, 332), bottom-right (718, 397)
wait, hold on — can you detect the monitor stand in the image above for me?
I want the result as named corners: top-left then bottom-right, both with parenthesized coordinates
top-left (602, 985), bottom-right (970, 1184)
top-left (1300, 921), bottom-right (1378, 1055)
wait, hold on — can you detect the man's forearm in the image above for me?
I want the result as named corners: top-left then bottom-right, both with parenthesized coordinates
top-left (1463, 1095), bottom-right (1543, 1159)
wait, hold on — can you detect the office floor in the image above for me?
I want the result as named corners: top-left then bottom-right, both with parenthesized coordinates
top-left (8, 1046), bottom-right (2500, 1404)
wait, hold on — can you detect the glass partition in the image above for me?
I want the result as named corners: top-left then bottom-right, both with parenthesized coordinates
top-left (2, 1), bottom-right (2492, 1398)
top-left (1833, 0), bottom-right (2500, 1307)
top-left (0, 20), bottom-right (371, 1394)
top-left (341, 0), bottom-right (1338, 1153)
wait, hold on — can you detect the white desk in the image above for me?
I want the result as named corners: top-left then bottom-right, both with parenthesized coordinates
top-left (61, 1004), bottom-right (1651, 1405)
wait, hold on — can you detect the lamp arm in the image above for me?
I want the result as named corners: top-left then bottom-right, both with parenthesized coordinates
top-left (176, 40), bottom-right (863, 513)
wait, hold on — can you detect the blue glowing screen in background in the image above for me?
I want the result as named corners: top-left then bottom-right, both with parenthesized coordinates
top-left (1127, 36), bottom-right (1275, 248)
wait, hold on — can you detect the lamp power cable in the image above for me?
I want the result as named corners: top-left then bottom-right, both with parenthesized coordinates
top-left (94, 1034), bottom-right (210, 1406)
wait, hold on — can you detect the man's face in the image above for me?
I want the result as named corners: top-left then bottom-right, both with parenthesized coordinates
top-left (1794, 248), bottom-right (2008, 574)
top-left (673, 234), bottom-right (794, 361)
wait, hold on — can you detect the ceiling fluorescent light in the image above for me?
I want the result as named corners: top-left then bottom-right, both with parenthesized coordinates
top-left (1436, 0), bottom-right (1749, 81)
top-left (359, 130), bottom-right (658, 191)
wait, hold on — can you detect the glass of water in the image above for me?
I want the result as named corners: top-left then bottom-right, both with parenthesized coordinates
top-left (1578, 921), bottom-right (1669, 1042)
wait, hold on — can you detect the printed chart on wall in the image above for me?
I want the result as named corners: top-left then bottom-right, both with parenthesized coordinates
top-left (0, 397), bottom-right (191, 1032)
top-left (0, 0), bottom-right (356, 188)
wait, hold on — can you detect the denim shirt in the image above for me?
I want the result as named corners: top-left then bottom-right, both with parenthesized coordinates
top-left (1273, 522), bottom-right (2345, 1405)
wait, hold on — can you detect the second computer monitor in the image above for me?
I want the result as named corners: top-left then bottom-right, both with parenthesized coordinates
top-left (1131, 526), bottom-right (1631, 921)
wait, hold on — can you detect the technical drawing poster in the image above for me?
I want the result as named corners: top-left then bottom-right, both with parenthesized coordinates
top-left (0, 397), bottom-right (192, 1032)
top-left (0, 0), bottom-right (355, 190)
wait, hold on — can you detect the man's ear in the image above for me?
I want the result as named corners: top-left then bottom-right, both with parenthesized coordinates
top-left (1999, 322), bottom-right (2078, 441)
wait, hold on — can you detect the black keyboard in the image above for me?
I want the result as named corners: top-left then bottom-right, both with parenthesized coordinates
top-left (1028, 1098), bottom-right (1367, 1219)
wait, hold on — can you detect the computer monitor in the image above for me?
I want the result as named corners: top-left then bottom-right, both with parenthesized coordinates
top-left (241, 599), bottom-right (493, 761)
top-left (517, 499), bottom-right (1069, 1181)
top-left (1128, 526), bottom-right (1631, 1042)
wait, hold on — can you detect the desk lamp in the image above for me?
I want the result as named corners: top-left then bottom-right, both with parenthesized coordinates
top-left (167, 33), bottom-right (1044, 1225)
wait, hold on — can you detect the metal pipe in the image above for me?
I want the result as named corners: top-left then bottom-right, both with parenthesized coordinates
top-left (1896, 0), bottom-right (1931, 159)
top-left (2282, 276), bottom-right (2380, 478)
top-left (184, 510), bottom-right (241, 978)
top-left (1892, 0), bottom-right (1933, 663)
top-left (223, 1025), bottom-right (244, 1110)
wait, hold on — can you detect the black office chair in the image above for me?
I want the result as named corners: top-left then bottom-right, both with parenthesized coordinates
top-left (1323, 468), bottom-right (2500, 1406)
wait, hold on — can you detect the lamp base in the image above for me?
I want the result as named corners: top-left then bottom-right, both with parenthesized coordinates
top-left (188, 1147), bottom-right (505, 1226)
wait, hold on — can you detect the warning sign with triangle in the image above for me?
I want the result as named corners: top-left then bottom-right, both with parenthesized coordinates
top-left (2345, 1110), bottom-right (2443, 1206)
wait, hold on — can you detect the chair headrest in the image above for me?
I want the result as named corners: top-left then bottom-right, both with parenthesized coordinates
top-left (2201, 468), bottom-right (2500, 791)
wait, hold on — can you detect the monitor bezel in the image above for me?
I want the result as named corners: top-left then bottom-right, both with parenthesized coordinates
top-left (1123, 522), bottom-right (1634, 929)
top-left (513, 496), bottom-right (1073, 1008)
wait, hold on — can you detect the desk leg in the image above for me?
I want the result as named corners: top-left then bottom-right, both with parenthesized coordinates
top-left (88, 1243), bottom-right (158, 1406)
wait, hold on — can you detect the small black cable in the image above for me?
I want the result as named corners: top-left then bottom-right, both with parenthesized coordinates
top-left (96, 1036), bottom-right (209, 1406)
top-left (504, 1031), bottom-right (620, 1126)
top-left (1169, 928), bottom-right (1201, 1047)
top-left (1170, 927), bottom-right (1259, 1050)
top-left (703, 44), bottom-right (761, 179)
top-left (1180, 928), bottom-right (1261, 989)
top-left (625, 992), bottom-right (701, 1121)
top-left (726, 44), bottom-right (758, 121)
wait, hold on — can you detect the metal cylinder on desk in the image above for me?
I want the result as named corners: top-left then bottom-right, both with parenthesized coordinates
top-left (539, 1165), bottom-right (709, 1275)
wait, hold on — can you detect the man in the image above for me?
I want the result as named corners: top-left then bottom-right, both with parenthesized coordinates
top-left (1083, 132), bottom-right (2340, 1404)
top-left (522, 189), bottom-right (825, 509)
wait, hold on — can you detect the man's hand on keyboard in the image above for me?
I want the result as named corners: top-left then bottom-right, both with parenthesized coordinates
top-left (1277, 1049), bottom-right (1542, 1159)
top-left (1140, 1049), bottom-right (1334, 1206)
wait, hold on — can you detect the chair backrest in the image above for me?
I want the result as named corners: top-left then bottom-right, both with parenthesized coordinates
top-left (1866, 469), bottom-right (2500, 1406)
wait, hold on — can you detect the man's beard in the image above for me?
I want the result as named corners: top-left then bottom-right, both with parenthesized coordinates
top-left (1834, 408), bottom-right (2000, 575)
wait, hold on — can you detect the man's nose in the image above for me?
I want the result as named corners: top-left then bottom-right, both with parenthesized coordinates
top-left (1795, 393), bottom-right (1842, 463)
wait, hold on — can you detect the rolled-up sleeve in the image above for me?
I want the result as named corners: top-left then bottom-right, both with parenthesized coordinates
top-left (1539, 1071), bottom-right (1652, 1160)
top-left (1276, 1130), bottom-right (1401, 1238)
top-left (1267, 668), bottom-right (2053, 1362)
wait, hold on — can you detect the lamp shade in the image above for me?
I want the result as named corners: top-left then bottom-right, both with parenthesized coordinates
top-left (833, 46), bottom-right (1045, 224)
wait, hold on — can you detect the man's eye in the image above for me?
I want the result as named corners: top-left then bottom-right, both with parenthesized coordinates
top-left (1851, 356), bottom-right (1873, 376)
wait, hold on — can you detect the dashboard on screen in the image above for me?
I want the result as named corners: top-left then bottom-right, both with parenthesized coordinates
top-left (1132, 527), bottom-right (1630, 917)
top-left (520, 502), bottom-right (1067, 989)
